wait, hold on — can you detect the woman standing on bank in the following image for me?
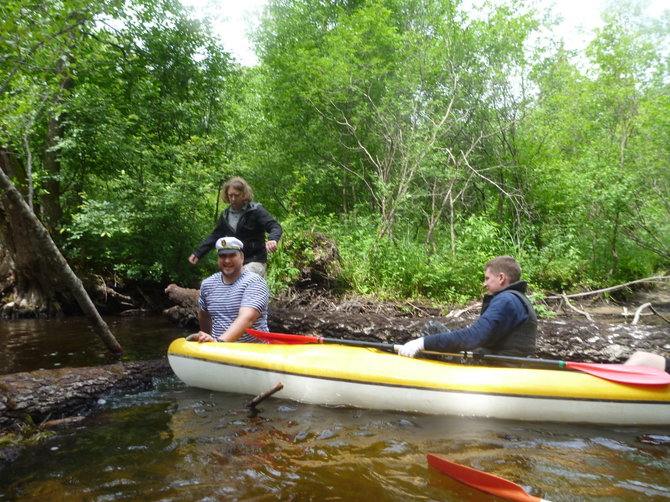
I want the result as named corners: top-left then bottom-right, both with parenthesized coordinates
top-left (188, 176), bottom-right (282, 277)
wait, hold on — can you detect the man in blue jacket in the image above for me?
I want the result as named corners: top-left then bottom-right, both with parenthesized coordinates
top-left (188, 176), bottom-right (282, 277)
top-left (399, 256), bottom-right (537, 358)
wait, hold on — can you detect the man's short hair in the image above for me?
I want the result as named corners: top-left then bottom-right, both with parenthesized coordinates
top-left (485, 256), bottom-right (521, 283)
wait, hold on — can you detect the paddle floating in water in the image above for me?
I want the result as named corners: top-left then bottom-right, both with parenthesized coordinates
top-left (246, 329), bottom-right (670, 386)
top-left (427, 453), bottom-right (551, 502)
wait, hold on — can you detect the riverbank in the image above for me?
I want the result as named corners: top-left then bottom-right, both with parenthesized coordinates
top-left (1, 280), bottom-right (668, 439)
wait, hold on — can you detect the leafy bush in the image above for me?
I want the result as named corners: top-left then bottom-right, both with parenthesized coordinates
top-left (266, 217), bottom-right (316, 294)
top-left (62, 173), bottom-right (216, 285)
top-left (270, 212), bottom-right (529, 304)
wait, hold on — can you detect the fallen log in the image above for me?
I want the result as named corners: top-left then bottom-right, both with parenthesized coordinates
top-left (0, 359), bottom-right (171, 433)
top-left (0, 167), bottom-right (122, 353)
top-left (163, 283), bottom-right (199, 327)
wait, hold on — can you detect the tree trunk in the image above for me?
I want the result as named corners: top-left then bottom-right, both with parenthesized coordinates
top-left (0, 166), bottom-right (122, 352)
top-left (0, 149), bottom-right (22, 286)
top-left (0, 147), bottom-right (55, 313)
top-left (41, 55), bottom-right (73, 230)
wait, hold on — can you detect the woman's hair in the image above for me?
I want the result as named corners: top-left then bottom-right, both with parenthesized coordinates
top-left (221, 176), bottom-right (254, 203)
top-left (485, 256), bottom-right (521, 283)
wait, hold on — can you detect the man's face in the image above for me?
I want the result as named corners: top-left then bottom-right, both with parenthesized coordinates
top-left (227, 188), bottom-right (245, 210)
top-left (218, 251), bottom-right (244, 279)
top-left (483, 267), bottom-right (507, 295)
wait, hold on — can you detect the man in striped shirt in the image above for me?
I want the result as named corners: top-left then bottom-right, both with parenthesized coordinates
top-left (191, 236), bottom-right (269, 343)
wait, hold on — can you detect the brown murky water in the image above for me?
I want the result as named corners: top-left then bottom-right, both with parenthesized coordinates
top-left (1, 316), bottom-right (669, 501)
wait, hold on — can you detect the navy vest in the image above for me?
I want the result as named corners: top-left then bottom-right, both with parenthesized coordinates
top-left (477, 281), bottom-right (537, 357)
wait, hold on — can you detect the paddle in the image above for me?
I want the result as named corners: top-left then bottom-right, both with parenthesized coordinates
top-left (427, 453), bottom-right (551, 502)
top-left (246, 329), bottom-right (670, 386)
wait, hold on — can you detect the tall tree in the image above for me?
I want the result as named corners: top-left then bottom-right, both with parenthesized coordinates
top-left (55, 0), bottom-right (240, 283)
top-left (518, 0), bottom-right (670, 282)
top-left (254, 0), bottom-right (539, 249)
top-left (1, 0), bottom-right (122, 314)
top-left (0, 0), bottom-right (241, 315)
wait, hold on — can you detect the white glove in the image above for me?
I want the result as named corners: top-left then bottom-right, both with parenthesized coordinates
top-left (399, 337), bottom-right (424, 358)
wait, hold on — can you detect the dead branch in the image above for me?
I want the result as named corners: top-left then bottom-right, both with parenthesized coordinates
top-left (445, 303), bottom-right (480, 319)
top-left (245, 382), bottom-right (284, 409)
top-left (561, 294), bottom-right (593, 322)
top-left (632, 302), bottom-right (651, 325)
top-left (545, 276), bottom-right (670, 300)
top-left (650, 305), bottom-right (670, 325)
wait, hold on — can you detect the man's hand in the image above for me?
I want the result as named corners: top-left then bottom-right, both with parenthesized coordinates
top-left (266, 240), bottom-right (278, 253)
top-left (398, 337), bottom-right (424, 358)
top-left (191, 331), bottom-right (215, 343)
top-left (188, 254), bottom-right (199, 265)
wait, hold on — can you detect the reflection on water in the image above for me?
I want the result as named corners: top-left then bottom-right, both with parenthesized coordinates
top-left (0, 315), bottom-right (190, 375)
top-left (1, 317), bottom-right (669, 501)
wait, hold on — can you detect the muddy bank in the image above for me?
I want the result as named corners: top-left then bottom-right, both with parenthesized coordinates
top-left (164, 283), bottom-right (670, 363)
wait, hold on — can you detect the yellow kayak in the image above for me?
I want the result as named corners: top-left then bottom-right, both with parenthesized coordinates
top-left (167, 338), bottom-right (670, 425)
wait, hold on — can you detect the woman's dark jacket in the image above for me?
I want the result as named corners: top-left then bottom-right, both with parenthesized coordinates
top-left (192, 202), bottom-right (282, 265)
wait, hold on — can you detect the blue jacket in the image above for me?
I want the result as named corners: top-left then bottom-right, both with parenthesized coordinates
top-left (423, 281), bottom-right (537, 356)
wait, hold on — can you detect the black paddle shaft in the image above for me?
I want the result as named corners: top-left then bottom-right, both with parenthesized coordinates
top-left (319, 336), bottom-right (562, 368)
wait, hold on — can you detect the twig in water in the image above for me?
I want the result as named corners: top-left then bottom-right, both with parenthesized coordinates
top-left (245, 382), bottom-right (284, 409)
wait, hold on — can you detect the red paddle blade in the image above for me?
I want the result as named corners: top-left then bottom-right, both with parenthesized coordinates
top-left (565, 362), bottom-right (670, 385)
top-left (246, 329), bottom-right (321, 345)
top-left (427, 454), bottom-right (543, 502)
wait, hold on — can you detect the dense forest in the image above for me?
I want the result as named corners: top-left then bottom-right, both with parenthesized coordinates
top-left (1, 0), bottom-right (669, 314)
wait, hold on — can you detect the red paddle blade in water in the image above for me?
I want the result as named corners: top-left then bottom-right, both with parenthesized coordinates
top-left (565, 362), bottom-right (670, 385)
top-left (246, 329), bottom-right (322, 345)
top-left (427, 454), bottom-right (547, 502)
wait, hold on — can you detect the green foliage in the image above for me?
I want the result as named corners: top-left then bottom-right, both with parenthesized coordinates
top-left (265, 217), bottom-right (316, 294)
top-left (2, 0), bottom-right (669, 306)
top-left (62, 168), bottom-right (217, 284)
top-left (2, 0), bottom-right (244, 285)
top-left (282, 212), bottom-right (511, 304)
top-left (522, 231), bottom-right (590, 291)
top-left (518, 0), bottom-right (670, 285)
top-left (525, 293), bottom-right (557, 320)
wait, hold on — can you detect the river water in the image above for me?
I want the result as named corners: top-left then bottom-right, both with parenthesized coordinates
top-left (1, 316), bottom-right (669, 501)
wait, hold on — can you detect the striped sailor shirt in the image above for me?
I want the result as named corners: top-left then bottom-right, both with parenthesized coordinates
top-left (198, 270), bottom-right (269, 342)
